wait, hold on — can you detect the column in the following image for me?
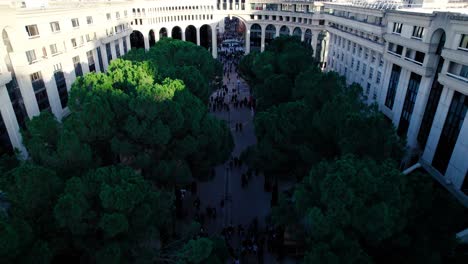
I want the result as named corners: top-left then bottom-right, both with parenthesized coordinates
top-left (196, 27), bottom-right (201, 46)
top-left (155, 29), bottom-right (160, 43)
top-left (41, 65), bottom-right (63, 119)
top-left (168, 27), bottom-right (172, 38)
top-left (126, 35), bottom-right (131, 51)
top-left (119, 38), bottom-right (125, 56)
top-left (260, 25), bottom-right (266, 52)
top-left (211, 26), bottom-right (217, 58)
top-left (422, 86), bottom-right (454, 163)
top-left (311, 31), bottom-right (319, 57)
top-left (15, 75), bottom-right (40, 118)
top-left (100, 44), bottom-right (109, 72)
top-left (182, 29), bottom-right (186, 41)
top-left (144, 33), bottom-right (150, 50)
top-left (245, 29), bottom-right (250, 54)
top-left (301, 29), bottom-right (305, 42)
top-left (0, 85), bottom-right (27, 157)
top-left (275, 26), bottom-right (280, 38)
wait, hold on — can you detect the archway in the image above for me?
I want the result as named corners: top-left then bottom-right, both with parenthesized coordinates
top-left (280, 26), bottom-right (290, 36)
top-left (265, 24), bottom-right (276, 46)
top-left (130, 30), bottom-right (144, 49)
top-left (149, 29), bottom-right (156, 47)
top-left (219, 16), bottom-right (247, 56)
top-left (250, 24), bottom-right (261, 51)
top-left (171, 26), bottom-right (182, 40)
top-left (185, 25), bottom-right (197, 44)
top-left (293, 27), bottom-right (302, 39)
top-left (159, 27), bottom-right (168, 39)
top-left (200, 24), bottom-right (212, 50)
top-left (304, 29), bottom-right (312, 46)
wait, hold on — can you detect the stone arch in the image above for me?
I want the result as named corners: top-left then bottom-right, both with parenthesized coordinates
top-left (293, 27), bottom-right (302, 38)
top-left (430, 28), bottom-right (446, 54)
top-left (171, 26), bottom-right (182, 40)
top-left (159, 27), bottom-right (168, 39)
top-left (250, 23), bottom-right (261, 51)
top-left (149, 29), bottom-right (156, 47)
top-left (265, 24), bottom-right (276, 46)
top-left (280, 25), bottom-right (290, 36)
top-left (200, 24), bottom-right (212, 49)
top-left (130, 30), bottom-right (144, 49)
top-left (185, 25), bottom-right (197, 44)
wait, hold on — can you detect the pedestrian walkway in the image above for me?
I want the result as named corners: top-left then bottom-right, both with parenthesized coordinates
top-left (193, 57), bottom-right (297, 264)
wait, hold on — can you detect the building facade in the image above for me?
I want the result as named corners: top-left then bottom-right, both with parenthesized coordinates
top-left (0, 0), bottom-right (467, 201)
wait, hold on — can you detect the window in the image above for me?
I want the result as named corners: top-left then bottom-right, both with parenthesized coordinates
top-left (351, 58), bottom-right (354, 68)
top-left (106, 13), bottom-right (111, 20)
top-left (124, 10), bottom-right (127, 17)
top-left (50, 44), bottom-right (59, 55)
top-left (357, 60), bottom-right (360, 71)
top-left (362, 63), bottom-right (367, 75)
top-left (369, 67), bottom-right (374, 80)
top-left (447, 62), bottom-right (468, 82)
top-left (73, 56), bottom-right (83, 77)
top-left (30, 71), bottom-right (45, 91)
top-left (432, 92), bottom-right (467, 174)
top-left (397, 73), bottom-right (421, 137)
top-left (87, 16), bottom-right (93, 24)
top-left (388, 42), bottom-right (403, 57)
top-left (53, 63), bottom-right (68, 108)
top-left (116, 12), bottom-right (120, 19)
top-left (376, 71), bottom-right (382, 84)
top-left (71, 38), bottom-right (77, 48)
top-left (86, 34), bottom-right (92, 42)
top-left (418, 79), bottom-right (443, 148)
top-left (405, 49), bottom-right (425, 65)
top-left (106, 43), bottom-right (112, 64)
top-left (50, 21), bottom-right (60, 32)
top-left (25, 24), bottom-right (39, 37)
top-left (385, 64), bottom-right (402, 109)
top-left (459, 34), bottom-right (468, 50)
top-left (71, 18), bottom-right (80, 28)
top-left (412, 26), bottom-right (424, 39)
top-left (392, 22), bottom-right (402, 34)
top-left (87, 50), bottom-right (95, 72)
top-left (26, 50), bottom-right (37, 64)
top-left (366, 83), bottom-right (371, 94)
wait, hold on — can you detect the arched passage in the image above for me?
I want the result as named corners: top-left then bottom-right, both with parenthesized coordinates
top-left (185, 25), bottom-right (197, 44)
top-left (200, 24), bottom-right (212, 50)
top-left (171, 26), bottom-right (182, 40)
top-left (280, 26), bottom-right (290, 36)
top-left (159, 27), bottom-right (168, 39)
top-left (220, 17), bottom-right (246, 55)
top-left (250, 24), bottom-right (261, 51)
top-left (149, 29), bottom-right (156, 47)
top-left (265, 24), bottom-right (276, 46)
top-left (293, 27), bottom-right (302, 39)
top-left (304, 29), bottom-right (312, 46)
top-left (130, 30), bottom-right (144, 49)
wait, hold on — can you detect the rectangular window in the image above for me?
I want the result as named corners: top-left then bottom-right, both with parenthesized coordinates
top-left (397, 73), bottom-right (422, 137)
top-left (116, 12), bottom-right (120, 19)
top-left (87, 50), bottom-right (95, 72)
top-left (405, 48), bottom-right (425, 65)
top-left (412, 26), bottom-right (424, 39)
top-left (385, 64), bottom-right (402, 109)
top-left (73, 56), bottom-right (83, 77)
top-left (25, 50), bottom-right (37, 64)
top-left (96, 47), bottom-right (104, 72)
top-left (369, 67), bottom-right (374, 80)
top-left (122, 37), bottom-right (128, 53)
top-left (362, 63), bottom-right (367, 75)
top-left (50, 44), bottom-right (59, 55)
top-left (25, 24), bottom-right (39, 37)
top-left (459, 34), bottom-right (468, 50)
top-left (392, 22), bottom-right (402, 34)
top-left (50, 21), bottom-right (60, 32)
top-left (106, 13), bottom-right (111, 20)
top-left (30, 71), bottom-right (45, 91)
top-left (447, 62), bottom-right (468, 82)
top-left (357, 60), bottom-right (360, 71)
top-left (366, 83), bottom-right (371, 94)
top-left (418, 79), bottom-right (444, 148)
top-left (106, 43), bottom-right (112, 64)
top-left (351, 58), bottom-right (354, 68)
top-left (53, 63), bottom-right (68, 108)
top-left (71, 38), bottom-right (77, 48)
top-left (35, 89), bottom-right (50, 111)
top-left (433, 92), bottom-right (468, 174)
top-left (388, 42), bottom-right (403, 57)
top-left (71, 18), bottom-right (80, 28)
top-left (376, 71), bottom-right (382, 84)
top-left (115, 41), bottom-right (121, 58)
top-left (87, 16), bottom-right (93, 24)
